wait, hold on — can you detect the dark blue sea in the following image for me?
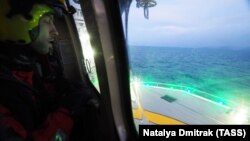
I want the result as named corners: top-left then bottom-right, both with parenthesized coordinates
top-left (128, 46), bottom-right (250, 103)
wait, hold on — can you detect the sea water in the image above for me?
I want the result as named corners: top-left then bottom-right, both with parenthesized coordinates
top-left (129, 46), bottom-right (250, 105)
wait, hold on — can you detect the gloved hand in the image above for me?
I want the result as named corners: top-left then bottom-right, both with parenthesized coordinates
top-left (57, 78), bottom-right (99, 118)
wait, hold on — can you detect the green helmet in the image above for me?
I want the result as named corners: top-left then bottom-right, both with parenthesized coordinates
top-left (0, 0), bottom-right (69, 44)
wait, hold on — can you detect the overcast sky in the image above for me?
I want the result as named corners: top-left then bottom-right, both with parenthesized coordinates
top-left (127, 0), bottom-right (250, 48)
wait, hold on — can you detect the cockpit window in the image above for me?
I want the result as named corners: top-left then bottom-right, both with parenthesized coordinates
top-left (69, 0), bottom-right (100, 92)
top-left (120, 0), bottom-right (250, 129)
